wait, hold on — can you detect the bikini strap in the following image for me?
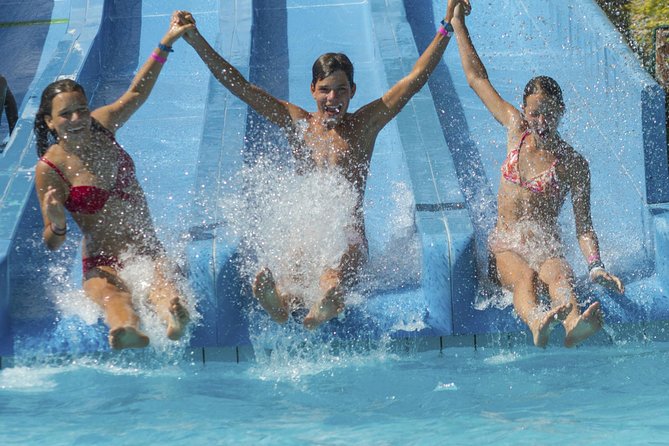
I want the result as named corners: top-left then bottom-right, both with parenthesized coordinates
top-left (38, 157), bottom-right (72, 187)
top-left (518, 131), bottom-right (531, 149)
top-left (93, 118), bottom-right (123, 149)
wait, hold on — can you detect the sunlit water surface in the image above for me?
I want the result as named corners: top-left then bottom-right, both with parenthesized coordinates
top-left (2, 339), bottom-right (669, 445)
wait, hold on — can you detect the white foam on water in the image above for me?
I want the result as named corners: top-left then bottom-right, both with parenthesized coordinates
top-left (433, 381), bottom-right (458, 392)
top-left (0, 366), bottom-right (60, 392)
top-left (44, 249), bottom-right (198, 356)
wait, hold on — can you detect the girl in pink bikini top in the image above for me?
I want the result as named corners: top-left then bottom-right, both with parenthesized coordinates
top-left (501, 131), bottom-right (559, 194)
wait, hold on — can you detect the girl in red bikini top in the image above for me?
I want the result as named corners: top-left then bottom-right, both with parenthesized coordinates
top-left (38, 126), bottom-right (138, 214)
top-left (32, 10), bottom-right (195, 351)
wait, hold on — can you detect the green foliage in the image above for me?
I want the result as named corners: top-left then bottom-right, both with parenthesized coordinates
top-left (627, 0), bottom-right (669, 62)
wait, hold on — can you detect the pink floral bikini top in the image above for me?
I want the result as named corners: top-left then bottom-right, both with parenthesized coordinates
top-left (501, 131), bottom-right (559, 193)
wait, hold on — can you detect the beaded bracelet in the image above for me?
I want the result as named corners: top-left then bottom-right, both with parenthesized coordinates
top-left (588, 259), bottom-right (606, 281)
top-left (51, 223), bottom-right (67, 236)
top-left (588, 259), bottom-right (605, 272)
top-left (158, 43), bottom-right (174, 53)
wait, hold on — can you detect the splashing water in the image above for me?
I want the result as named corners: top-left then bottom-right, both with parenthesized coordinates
top-left (220, 155), bottom-right (362, 307)
top-left (34, 250), bottom-right (199, 359)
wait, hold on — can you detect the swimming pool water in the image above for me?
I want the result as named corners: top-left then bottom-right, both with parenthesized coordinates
top-left (2, 338), bottom-right (668, 445)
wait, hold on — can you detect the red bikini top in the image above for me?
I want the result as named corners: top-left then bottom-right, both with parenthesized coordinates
top-left (39, 134), bottom-right (137, 214)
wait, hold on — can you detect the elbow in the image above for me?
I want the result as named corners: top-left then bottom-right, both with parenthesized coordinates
top-left (466, 75), bottom-right (486, 91)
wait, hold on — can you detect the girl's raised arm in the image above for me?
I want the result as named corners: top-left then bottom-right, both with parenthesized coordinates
top-left (451, 5), bottom-right (521, 130)
top-left (93, 11), bottom-right (195, 132)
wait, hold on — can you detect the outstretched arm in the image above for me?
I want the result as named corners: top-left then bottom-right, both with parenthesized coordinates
top-left (360, 0), bottom-right (470, 131)
top-left (92, 11), bottom-right (195, 132)
top-left (570, 153), bottom-right (624, 294)
top-left (451, 3), bottom-right (521, 129)
top-left (178, 11), bottom-right (307, 129)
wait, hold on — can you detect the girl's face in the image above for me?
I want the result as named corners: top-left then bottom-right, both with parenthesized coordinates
top-left (45, 91), bottom-right (91, 144)
top-left (522, 92), bottom-right (562, 141)
top-left (311, 70), bottom-right (355, 127)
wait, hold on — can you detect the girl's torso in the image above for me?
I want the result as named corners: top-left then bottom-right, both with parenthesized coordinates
top-left (496, 129), bottom-right (570, 235)
top-left (40, 125), bottom-right (158, 257)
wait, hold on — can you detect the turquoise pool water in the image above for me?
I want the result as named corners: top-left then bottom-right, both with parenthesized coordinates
top-left (2, 336), bottom-right (668, 445)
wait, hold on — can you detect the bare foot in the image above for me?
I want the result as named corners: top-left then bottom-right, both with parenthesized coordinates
top-left (109, 326), bottom-right (150, 350)
top-left (303, 286), bottom-right (345, 330)
top-left (167, 297), bottom-right (191, 340)
top-left (252, 268), bottom-right (288, 323)
top-left (530, 303), bottom-right (572, 348)
top-left (564, 301), bottom-right (603, 348)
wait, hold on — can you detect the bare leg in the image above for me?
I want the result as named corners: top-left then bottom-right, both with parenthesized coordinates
top-left (303, 243), bottom-right (365, 330)
top-left (83, 268), bottom-right (149, 350)
top-left (303, 268), bottom-right (345, 330)
top-left (495, 251), bottom-right (570, 348)
top-left (538, 258), bottom-right (603, 347)
top-left (252, 268), bottom-right (289, 323)
top-left (147, 260), bottom-right (191, 341)
top-left (563, 302), bottom-right (603, 347)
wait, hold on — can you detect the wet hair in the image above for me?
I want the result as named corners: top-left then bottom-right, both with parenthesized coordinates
top-left (34, 78), bottom-right (87, 157)
top-left (311, 53), bottom-right (354, 88)
top-left (522, 76), bottom-right (565, 114)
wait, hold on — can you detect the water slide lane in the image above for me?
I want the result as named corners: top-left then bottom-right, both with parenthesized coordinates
top-left (422, 0), bottom-right (669, 333)
top-left (189, 0), bottom-right (461, 347)
top-left (0, 0), bottom-right (105, 355)
top-left (0, 1), bottom-right (219, 355)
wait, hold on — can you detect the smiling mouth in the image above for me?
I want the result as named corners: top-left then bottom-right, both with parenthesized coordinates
top-left (67, 126), bottom-right (85, 133)
top-left (324, 104), bottom-right (342, 115)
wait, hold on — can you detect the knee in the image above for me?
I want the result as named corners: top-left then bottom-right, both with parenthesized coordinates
top-left (540, 261), bottom-right (573, 287)
top-left (320, 268), bottom-right (341, 288)
top-left (511, 276), bottom-right (535, 295)
top-left (99, 291), bottom-right (133, 307)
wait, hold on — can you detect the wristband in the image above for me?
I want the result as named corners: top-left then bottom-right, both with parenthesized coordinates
top-left (158, 43), bottom-right (174, 53)
top-left (440, 19), bottom-right (454, 33)
top-left (51, 223), bottom-right (67, 236)
top-left (438, 26), bottom-right (450, 37)
top-left (588, 259), bottom-right (605, 281)
top-left (151, 53), bottom-right (167, 64)
top-left (588, 259), bottom-right (605, 272)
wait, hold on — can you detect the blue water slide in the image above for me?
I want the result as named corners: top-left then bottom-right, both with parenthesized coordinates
top-left (0, 0), bottom-right (221, 355)
top-left (0, 0), bottom-right (666, 356)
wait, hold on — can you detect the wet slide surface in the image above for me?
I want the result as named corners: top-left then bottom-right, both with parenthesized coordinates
top-left (0, 0), bottom-right (666, 355)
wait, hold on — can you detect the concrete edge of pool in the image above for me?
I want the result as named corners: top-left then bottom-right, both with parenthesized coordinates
top-left (1, 320), bottom-right (668, 367)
